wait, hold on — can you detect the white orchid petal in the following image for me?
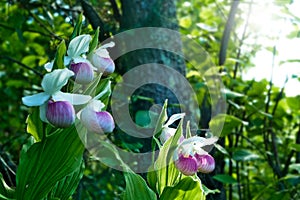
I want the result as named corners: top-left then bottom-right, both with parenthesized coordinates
top-left (41, 68), bottom-right (74, 94)
top-left (64, 56), bottom-right (72, 66)
top-left (180, 136), bottom-right (218, 150)
top-left (39, 103), bottom-right (49, 122)
top-left (178, 136), bottom-right (218, 156)
top-left (203, 137), bottom-right (219, 146)
top-left (44, 61), bottom-right (54, 72)
top-left (99, 41), bottom-right (115, 49)
top-left (164, 113), bottom-right (186, 127)
top-left (67, 34), bottom-right (92, 57)
top-left (95, 49), bottom-right (110, 58)
top-left (160, 127), bottom-right (177, 144)
top-left (87, 100), bottom-right (105, 112)
top-left (52, 91), bottom-right (91, 105)
top-left (22, 92), bottom-right (50, 106)
top-left (77, 100), bottom-right (104, 120)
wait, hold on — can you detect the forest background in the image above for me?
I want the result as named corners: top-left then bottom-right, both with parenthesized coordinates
top-left (0, 0), bottom-right (300, 199)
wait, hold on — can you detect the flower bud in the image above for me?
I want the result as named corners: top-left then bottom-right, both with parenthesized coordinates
top-left (80, 109), bottom-right (115, 134)
top-left (70, 62), bottom-right (94, 84)
top-left (46, 100), bottom-right (75, 128)
top-left (195, 154), bottom-right (215, 173)
top-left (89, 55), bottom-right (115, 75)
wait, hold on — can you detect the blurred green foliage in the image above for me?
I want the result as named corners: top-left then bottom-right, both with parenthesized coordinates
top-left (0, 0), bottom-right (300, 199)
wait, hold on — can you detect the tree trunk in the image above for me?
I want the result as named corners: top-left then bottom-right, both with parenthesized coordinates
top-left (118, 0), bottom-right (186, 134)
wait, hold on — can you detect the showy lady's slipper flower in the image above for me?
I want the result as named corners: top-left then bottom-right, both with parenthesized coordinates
top-left (44, 35), bottom-right (93, 73)
top-left (70, 61), bottom-right (94, 85)
top-left (173, 136), bottom-right (218, 175)
top-left (22, 68), bottom-right (91, 127)
top-left (65, 35), bottom-right (96, 85)
top-left (79, 100), bottom-right (115, 134)
top-left (88, 42), bottom-right (115, 75)
top-left (160, 113), bottom-right (185, 144)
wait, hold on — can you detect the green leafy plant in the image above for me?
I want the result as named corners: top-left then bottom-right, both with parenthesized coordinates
top-left (0, 15), bottom-right (219, 200)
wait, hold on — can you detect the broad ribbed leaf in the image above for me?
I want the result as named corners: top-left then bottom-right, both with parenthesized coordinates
top-left (70, 13), bottom-right (83, 40)
top-left (154, 119), bottom-right (183, 195)
top-left (49, 161), bottom-right (84, 200)
top-left (154, 100), bottom-right (168, 135)
top-left (88, 27), bottom-right (99, 54)
top-left (26, 107), bottom-right (44, 142)
top-left (94, 78), bottom-right (112, 104)
top-left (123, 172), bottom-right (157, 200)
top-left (147, 165), bottom-right (158, 192)
top-left (160, 177), bottom-right (205, 200)
top-left (53, 40), bottom-right (66, 70)
top-left (150, 100), bottom-right (168, 151)
top-left (16, 125), bottom-right (84, 200)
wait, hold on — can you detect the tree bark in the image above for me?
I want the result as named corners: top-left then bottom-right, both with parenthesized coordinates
top-left (119, 0), bottom-right (185, 125)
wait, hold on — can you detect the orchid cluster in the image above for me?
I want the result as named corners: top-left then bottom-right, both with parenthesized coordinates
top-left (159, 113), bottom-right (217, 176)
top-left (22, 34), bottom-right (115, 134)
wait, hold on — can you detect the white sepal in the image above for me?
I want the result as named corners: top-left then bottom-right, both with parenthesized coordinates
top-left (67, 34), bottom-right (92, 58)
top-left (44, 61), bottom-right (54, 72)
top-left (22, 92), bottom-right (50, 106)
top-left (99, 41), bottom-right (115, 49)
top-left (41, 68), bottom-right (74, 94)
top-left (39, 102), bottom-right (49, 123)
top-left (164, 113), bottom-right (185, 127)
top-left (52, 91), bottom-right (91, 105)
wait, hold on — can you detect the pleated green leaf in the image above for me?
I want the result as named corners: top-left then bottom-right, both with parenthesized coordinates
top-left (16, 125), bottom-right (84, 200)
top-left (88, 27), bottom-right (99, 54)
top-left (52, 40), bottom-right (66, 70)
top-left (153, 119), bottom-right (183, 195)
top-left (70, 13), bottom-right (83, 40)
top-left (48, 161), bottom-right (84, 200)
top-left (160, 177), bottom-right (205, 200)
top-left (26, 107), bottom-right (44, 142)
top-left (123, 172), bottom-right (157, 200)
